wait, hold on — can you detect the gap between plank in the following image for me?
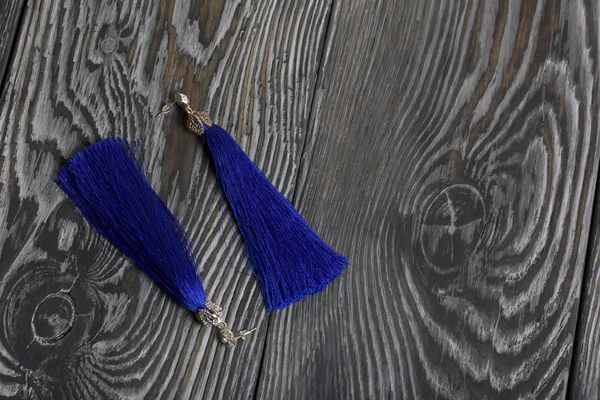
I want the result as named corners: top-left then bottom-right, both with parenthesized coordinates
top-left (251, 1), bottom-right (337, 398)
top-left (565, 159), bottom-right (600, 398)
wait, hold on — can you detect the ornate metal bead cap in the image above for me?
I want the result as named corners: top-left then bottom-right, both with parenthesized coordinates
top-left (195, 301), bottom-right (223, 327)
top-left (172, 93), bottom-right (213, 136)
top-left (186, 113), bottom-right (205, 136)
top-left (195, 300), bottom-right (256, 348)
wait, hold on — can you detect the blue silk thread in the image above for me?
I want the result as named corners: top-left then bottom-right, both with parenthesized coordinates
top-left (55, 138), bottom-right (207, 312)
top-left (204, 124), bottom-right (348, 311)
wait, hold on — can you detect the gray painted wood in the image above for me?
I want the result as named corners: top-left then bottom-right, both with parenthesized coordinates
top-left (2, 0), bottom-right (600, 399)
top-left (563, 7), bottom-right (600, 400)
top-left (570, 175), bottom-right (600, 400)
top-left (0, 0), bottom-right (331, 398)
top-left (570, 0), bottom-right (600, 384)
top-left (0, 0), bottom-right (25, 90)
top-left (255, 0), bottom-right (600, 399)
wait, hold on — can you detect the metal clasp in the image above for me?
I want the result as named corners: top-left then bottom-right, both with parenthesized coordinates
top-left (157, 93), bottom-right (213, 136)
top-left (195, 301), bottom-right (256, 348)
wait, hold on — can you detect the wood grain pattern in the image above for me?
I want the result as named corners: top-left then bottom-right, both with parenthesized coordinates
top-left (570, 12), bottom-right (600, 389)
top-left (570, 181), bottom-right (600, 400)
top-left (255, 0), bottom-right (600, 398)
top-left (0, 0), bottom-right (25, 92)
top-left (2, 0), bottom-right (600, 399)
top-left (0, 0), bottom-right (331, 398)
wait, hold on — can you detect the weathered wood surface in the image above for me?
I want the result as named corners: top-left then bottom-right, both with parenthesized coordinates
top-left (255, 0), bottom-right (600, 399)
top-left (0, 0), bottom-right (25, 89)
top-left (0, 0), bottom-right (332, 398)
top-left (1, 0), bottom-right (600, 399)
top-left (564, 7), bottom-right (600, 398)
top-left (571, 178), bottom-right (600, 399)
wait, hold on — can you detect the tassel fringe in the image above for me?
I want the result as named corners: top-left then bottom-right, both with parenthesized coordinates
top-left (204, 124), bottom-right (348, 311)
top-left (55, 138), bottom-right (207, 312)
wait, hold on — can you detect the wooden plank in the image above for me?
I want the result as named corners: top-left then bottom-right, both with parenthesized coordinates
top-left (569, 175), bottom-right (600, 394)
top-left (0, 0), bottom-right (332, 398)
top-left (256, 0), bottom-right (600, 398)
top-left (0, 0), bottom-right (25, 90)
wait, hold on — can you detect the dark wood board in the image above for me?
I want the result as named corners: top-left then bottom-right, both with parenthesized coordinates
top-left (0, 0), bottom-right (332, 398)
top-left (570, 169), bottom-right (600, 400)
top-left (255, 0), bottom-right (600, 399)
top-left (2, 0), bottom-right (600, 399)
top-left (0, 0), bottom-right (25, 91)
top-left (569, 1), bottom-right (600, 386)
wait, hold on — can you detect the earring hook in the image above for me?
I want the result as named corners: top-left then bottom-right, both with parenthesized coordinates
top-left (156, 93), bottom-right (213, 135)
top-left (155, 93), bottom-right (193, 117)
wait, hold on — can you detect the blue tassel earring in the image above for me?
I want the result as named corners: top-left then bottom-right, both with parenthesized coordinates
top-left (163, 93), bottom-right (348, 311)
top-left (56, 138), bottom-right (254, 347)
